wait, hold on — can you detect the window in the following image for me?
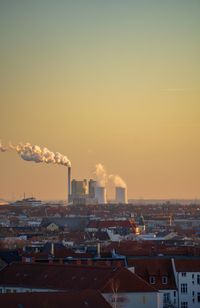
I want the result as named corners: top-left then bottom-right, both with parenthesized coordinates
top-left (174, 291), bottom-right (176, 297)
top-left (192, 291), bottom-right (195, 296)
top-left (6, 289), bottom-right (11, 293)
top-left (163, 293), bottom-right (170, 304)
top-left (0, 289), bottom-right (2, 293)
top-left (162, 276), bottom-right (168, 284)
top-left (111, 295), bottom-right (128, 303)
top-left (149, 276), bottom-right (156, 284)
top-left (197, 292), bottom-right (200, 303)
top-left (182, 272), bottom-right (186, 277)
top-left (174, 299), bottom-right (176, 305)
top-left (192, 274), bottom-right (194, 279)
top-left (197, 274), bottom-right (200, 285)
top-left (181, 302), bottom-right (188, 308)
top-left (142, 296), bottom-right (146, 304)
top-left (181, 283), bottom-right (187, 294)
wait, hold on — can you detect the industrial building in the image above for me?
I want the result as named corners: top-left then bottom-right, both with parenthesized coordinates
top-left (67, 167), bottom-right (126, 205)
top-left (115, 186), bottom-right (127, 204)
top-left (68, 178), bottom-right (107, 205)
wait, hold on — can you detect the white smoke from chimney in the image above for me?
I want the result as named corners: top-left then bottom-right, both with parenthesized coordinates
top-left (1, 140), bottom-right (71, 167)
top-left (94, 163), bottom-right (107, 187)
top-left (0, 141), bottom-right (7, 152)
top-left (94, 163), bottom-right (126, 188)
top-left (109, 174), bottom-right (126, 188)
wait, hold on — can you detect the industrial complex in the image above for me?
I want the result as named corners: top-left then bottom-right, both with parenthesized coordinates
top-left (67, 167), bottom-right (128, 205)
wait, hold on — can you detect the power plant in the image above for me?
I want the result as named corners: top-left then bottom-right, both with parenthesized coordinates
top-left (0, 139), bottom-right (128, 205)
top-left (115, 186), bottom-right (128, 204)
top-left (67, 167), bottom-right (127, 205)
top-left (95, 186), bottom-right (107, 204)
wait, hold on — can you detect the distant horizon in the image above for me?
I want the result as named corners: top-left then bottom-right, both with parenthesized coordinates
top-left (1, 196), bottom-right (200, 204)
top-left (1, 1), bottom-right (199, 200)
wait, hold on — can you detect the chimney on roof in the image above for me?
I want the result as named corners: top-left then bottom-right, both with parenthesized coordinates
top-left (97, 242), bottom-right (101, 258)
top-left (51, 242), bottom-right (54, 257)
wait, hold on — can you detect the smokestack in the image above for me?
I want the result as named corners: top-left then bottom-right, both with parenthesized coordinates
top-left (115, 186), bottom-right (127, 204)
top-left (68, 166), bottom-right (71, 203)
top-left (51, 242), bottom-right (54, 257)
top-left (97, 243), bottom-right (101, 258)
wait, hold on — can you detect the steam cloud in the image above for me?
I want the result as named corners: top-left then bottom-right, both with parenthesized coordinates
top-left (94, 163), bottom-right (107, 187)
top-left (109, 174), bottom-right (126, 188)
top-left (0, 140), bottom-right (71, 167)
top-left (94, 163), bottom-right (126, 188)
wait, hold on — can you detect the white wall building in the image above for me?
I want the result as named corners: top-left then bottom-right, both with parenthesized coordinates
top-left (172, 259), bottom-right (200, 308)
top-left (103, 291), bottom-right (163, 308)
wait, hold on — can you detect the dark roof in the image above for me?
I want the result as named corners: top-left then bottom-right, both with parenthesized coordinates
top-left (128, 258), bottom-right (177, 290)
top-left (0, 290), bottom-right (111, 308)
top-left (87, 219), bottom-right (136, 231)
top-left (41, 217), bottom-right (89, 231)
top-left (0, 263), bottom-right (157, 293)
top-left (0, 258), bottom-right (7, 270)
top-left (43, 242), bottom-right (65, 252)
top-left (0, 250), bottom-right (21, 264)
top-left (174, 259), bottom-right (200, 272)
top-left (88, 231), bottom-right (110, 241)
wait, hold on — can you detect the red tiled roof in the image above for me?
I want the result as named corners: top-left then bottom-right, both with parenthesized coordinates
top-left (174, 259), bottom-right (200, 272)
top-left (0, 263), bottom-right (157, 293)
top-left (0, 263), bottom-right (114, 291)
top-left (101, 268), bottom-right (157, 293)
top-left (0, 290), bottom-right (111, 308)
top-left (128, 258), bottom-right (177, 290)
top-left (103, 241), bottom-right (200, 257)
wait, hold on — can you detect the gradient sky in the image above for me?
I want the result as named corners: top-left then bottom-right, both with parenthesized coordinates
top-left (0, 0), bottom-right (200, 200)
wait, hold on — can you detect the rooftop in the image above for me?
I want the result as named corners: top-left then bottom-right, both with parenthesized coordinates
top-left (174, 259), bottom-right (200, 272)
top-left (0, 263), bottom-right (157, 293)
top-left (0, 290), bottom-right (111, 308)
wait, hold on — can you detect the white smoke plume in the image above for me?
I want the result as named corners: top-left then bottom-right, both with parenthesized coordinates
top-left (1, 140), bottom-right (71, 167)
top-left (94, 163), bottom-right (107, 187)
top-left (0, 141), bottom-right (7, 152)
top-left (94, 163), bottom-right (126, 188)
top-left (109, 174), bottom-right (126, 188)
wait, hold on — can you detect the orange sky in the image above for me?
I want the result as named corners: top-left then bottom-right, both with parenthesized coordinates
top-left (0, 1), bottom-right (200, 200)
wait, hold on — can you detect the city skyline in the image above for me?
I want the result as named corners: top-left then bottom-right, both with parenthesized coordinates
top-left (0, 1), bottom-right (200, 200)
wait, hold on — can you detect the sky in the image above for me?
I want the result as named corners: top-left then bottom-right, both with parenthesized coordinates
top-left (0, 0), bottom-right (200, 200)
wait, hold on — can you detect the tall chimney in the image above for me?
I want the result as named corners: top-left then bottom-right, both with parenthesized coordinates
top-left (68, 166), bottom-right (71, 203)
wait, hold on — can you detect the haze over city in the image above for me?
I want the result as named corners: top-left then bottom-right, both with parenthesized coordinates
top-left (0, 1), bottom-right (200, 200)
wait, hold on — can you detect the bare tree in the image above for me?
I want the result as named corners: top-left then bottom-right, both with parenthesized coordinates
top-left (110, 278), bottom-right (120, 308)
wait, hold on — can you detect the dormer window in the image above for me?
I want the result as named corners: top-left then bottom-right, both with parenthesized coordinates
top-left (149, 276), bottom-right (156, 284)
top-left (162, 276), bottom-right (168, 284)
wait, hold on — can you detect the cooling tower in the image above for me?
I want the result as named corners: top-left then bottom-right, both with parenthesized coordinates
top-left (115, 186), bottom-right (127, 204)
top-left (95, 186), bottom-right (107, 204)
